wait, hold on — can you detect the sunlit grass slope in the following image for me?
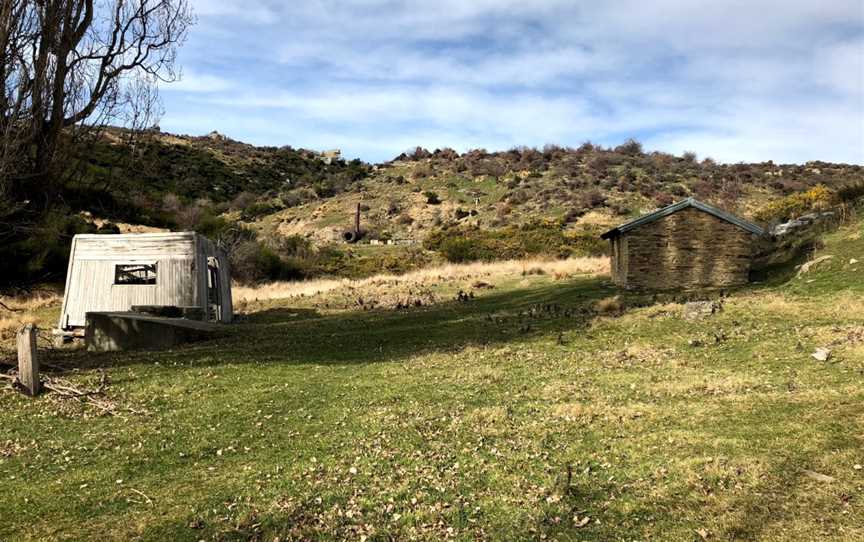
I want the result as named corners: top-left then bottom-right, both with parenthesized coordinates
top-left (0, 219), bottom-right (862, 541)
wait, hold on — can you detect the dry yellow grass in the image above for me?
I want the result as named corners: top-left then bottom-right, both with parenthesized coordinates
top-left (0, 289), bottom-right (62, 341)
top-left (233, 256), bottom-right (608, 304)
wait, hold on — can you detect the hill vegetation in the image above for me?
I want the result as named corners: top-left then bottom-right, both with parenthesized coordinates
top-left (4, 128), bottom-right (863, 286)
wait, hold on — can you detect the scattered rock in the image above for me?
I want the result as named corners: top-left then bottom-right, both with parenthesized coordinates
top-left (812, 347), bottom-right (832, 362)
top-left (803, 470), bottom-right (834, 483)
top-left (851, 258), bottom-right (859, 265)
top-left (683, 300), bottom-right (722, 320)
top-left (797, 255), bottom-right (833, 276)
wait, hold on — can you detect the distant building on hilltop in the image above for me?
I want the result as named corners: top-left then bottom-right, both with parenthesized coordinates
top-left (600, 198), bottom-right (766, 290)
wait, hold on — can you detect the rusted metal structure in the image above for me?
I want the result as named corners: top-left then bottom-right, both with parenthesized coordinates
top-left (342, 203), bottom-right (363, 243)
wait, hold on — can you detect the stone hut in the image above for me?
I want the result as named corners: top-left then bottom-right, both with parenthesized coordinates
top-left (600, 198), bottom-right (766, 290)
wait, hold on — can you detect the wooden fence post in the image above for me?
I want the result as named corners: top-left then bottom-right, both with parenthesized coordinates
top-left (16, 324), bottom-right (40, 396)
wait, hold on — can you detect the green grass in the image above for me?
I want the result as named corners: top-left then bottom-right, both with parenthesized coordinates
top-left (1, 221), bottom-right (863, 541)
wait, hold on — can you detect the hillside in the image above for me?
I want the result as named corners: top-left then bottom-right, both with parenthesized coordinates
top-left (72, 130), bottom-right (864, 238)
top-left (247, 143), bottom-right (863, 245)
top-left (67, 128), bottom-right (370, 226)
top-left (10, 128), bottom-right (861, 285)
top-left (1, 213), bottom-right (862, 540)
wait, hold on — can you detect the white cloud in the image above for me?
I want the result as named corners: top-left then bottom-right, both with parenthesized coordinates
top-left (164, 70), bottom-right (236, 93)
top-left (160, 0), bottom-right (864, 164)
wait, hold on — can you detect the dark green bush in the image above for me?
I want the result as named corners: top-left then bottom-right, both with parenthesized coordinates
top-left (424, 221), bottom-right (609, 263)
top-left (240, 200), bottom-right (283, 221)
top-left (230, 240), bottom-right (306, 283)
top-left (837, 182), bottom-right (864, 204)
top-left (438, 237), bottom-right (480, 263)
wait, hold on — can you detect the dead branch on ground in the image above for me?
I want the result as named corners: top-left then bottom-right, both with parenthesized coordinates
top-left (1, 370), bottom-right (148, 416)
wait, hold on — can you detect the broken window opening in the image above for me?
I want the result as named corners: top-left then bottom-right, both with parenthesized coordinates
top-left (114, 263), bottom-right (157, 285)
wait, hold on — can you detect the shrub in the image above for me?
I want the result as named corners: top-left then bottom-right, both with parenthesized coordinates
top-left (1, 208), bottom-right (98, 283)
top-left (272, 234), bottom-right (314, 259)
top-left (692, 179), bottom-right (717, 199)
top-left (507, 190), bottom-right (530, 205)
top-left (413, 164), bottom-right (433, 179)
top-left (579, 189), bottom-right (607, 208)
top-left (438, 236), bottom-right (479, 263)
top-left (229, 191), bottom-right (257, 211)
top-left (467, 158), bottom-right (507, 179)
top-left (615, 138), bottom-right (643, 156)
top-left (654, 193), bottom-right (674, 207)
top-left (669, 184), bottom-right (688, 197)
top-left (424, 221), bottom-right (608, 262)
top-left (280, 187), bottom-right (317, 208)
top-left (836, 182), bottom-right (864, 204)
top-left (386, 199), bottom-right (401, 216)
top-left (434, 147), bottom-right (460, 161)
top-left (240, 200), bottom-right (283, 221)
top-left (563, 208), bottom-right (585, 224)
top-left (230, 240), bottom-right (305, 283)
top-left (609, 202), bottom-right (631, 216)
top-left (753, 184), bottom-right (835, 223)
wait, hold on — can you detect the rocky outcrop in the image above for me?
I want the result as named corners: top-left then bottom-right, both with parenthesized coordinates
top-left (771, 211), bottom-right (837, 236)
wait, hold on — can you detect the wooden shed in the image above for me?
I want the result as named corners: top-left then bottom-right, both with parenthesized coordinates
top-left (58, 232), bottom-right (232, 331)
top-left (600, 198), bottom-right (766, 290)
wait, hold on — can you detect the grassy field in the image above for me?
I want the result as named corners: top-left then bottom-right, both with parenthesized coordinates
top-left (1, 222), bottom-right (863, 541)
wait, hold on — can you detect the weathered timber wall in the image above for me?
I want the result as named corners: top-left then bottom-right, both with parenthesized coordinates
top-left (59, 232), bottom-right (233, 328)
top-left (61, 257), bottom-right (196, 327)
top-left (614, 207), bottom-right (755, 289)
top-left (610, 236), bottom-right (628, 284)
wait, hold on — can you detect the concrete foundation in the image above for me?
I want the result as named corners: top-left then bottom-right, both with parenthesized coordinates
top-left (85, 312), bottom-right (224, 352)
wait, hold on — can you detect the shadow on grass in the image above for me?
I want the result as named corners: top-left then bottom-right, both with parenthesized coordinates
top-left (45, 276), bottom-right (620, 371)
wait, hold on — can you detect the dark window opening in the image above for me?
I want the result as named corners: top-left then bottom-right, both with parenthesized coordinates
top-left (115, 263), bottom-right (157, 285)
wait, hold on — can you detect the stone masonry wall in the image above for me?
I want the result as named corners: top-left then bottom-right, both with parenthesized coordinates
top-left (616, 208), bottom-right (755, 289)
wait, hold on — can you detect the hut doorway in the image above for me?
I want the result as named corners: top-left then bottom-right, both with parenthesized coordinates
top-left (207, 257), bottom-right (224, 322)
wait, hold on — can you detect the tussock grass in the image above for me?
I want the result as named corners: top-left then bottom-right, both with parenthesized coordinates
top-left (0, 288), bottom-right (62, 343)
top-left (233, 256), bottom-right (608, 304)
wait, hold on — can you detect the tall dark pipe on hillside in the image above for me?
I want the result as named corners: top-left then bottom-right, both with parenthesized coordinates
top-left (354, 202), bottom-right (361, 235)
top-left (342, 202), bottom-right (363, 243)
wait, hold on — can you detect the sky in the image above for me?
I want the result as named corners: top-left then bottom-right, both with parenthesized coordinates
top-left (159, 0), bottom-right (864, 164)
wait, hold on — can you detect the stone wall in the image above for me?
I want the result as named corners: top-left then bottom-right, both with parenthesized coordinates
top-left (612, 208), bottom-right (755, 289)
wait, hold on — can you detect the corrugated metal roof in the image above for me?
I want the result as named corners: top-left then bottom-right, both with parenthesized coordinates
top-left (600, 197), bottom-right (766, 240)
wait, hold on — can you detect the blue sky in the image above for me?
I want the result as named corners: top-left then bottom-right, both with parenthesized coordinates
top-left (159, 0), bottom-right (864, 164)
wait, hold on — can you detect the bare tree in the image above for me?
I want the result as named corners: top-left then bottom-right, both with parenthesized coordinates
top-left (1, 0), bottom-right (192, 206)
top-left (0, 0), bottom-right (192, 286)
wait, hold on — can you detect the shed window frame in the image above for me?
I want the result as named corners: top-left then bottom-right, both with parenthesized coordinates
top-left (114, 262), bottom-right (158, 285)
